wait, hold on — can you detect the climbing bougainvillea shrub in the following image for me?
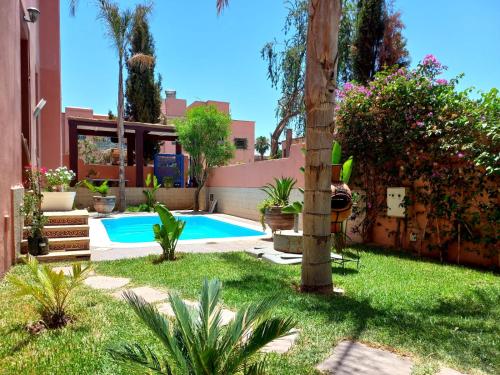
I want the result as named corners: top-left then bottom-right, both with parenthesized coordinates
top-left (336, 55), bottom-right (499, 266)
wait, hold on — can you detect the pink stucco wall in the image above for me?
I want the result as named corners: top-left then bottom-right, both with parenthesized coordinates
top-left (0, 0), bottom-right (61, 275)
top-left (207, 143), bottom-right (305, 188)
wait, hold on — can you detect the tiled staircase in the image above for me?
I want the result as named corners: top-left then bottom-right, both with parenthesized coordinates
top-left (22, 210), bottom-right (91, 262)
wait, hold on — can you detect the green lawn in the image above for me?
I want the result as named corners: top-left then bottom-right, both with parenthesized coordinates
top-left (1, 247), bottom-right (498, 374)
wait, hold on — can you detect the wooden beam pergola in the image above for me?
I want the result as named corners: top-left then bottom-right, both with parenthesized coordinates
top-left (68, 117), bottom-right (181, 187)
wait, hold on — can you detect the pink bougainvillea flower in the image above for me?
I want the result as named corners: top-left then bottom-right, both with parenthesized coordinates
top-left (416, 121), bottom-right (425, 127)
top-left (435, 78), bottom-right (448, 85)
top-left (422, 54), bottom-right (442, 68)
top-left (457, 152), bottom-right (464, 158)
top-left (40, 167), bottom-right (47, 174)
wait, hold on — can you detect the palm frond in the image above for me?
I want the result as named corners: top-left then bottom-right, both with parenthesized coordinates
top-left (109, 343), bottom-right (173, 374)
top-left (216, 0), bottom-right (229, 14)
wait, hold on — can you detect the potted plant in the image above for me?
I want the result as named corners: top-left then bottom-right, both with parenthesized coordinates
top-left (82, 180), bottom-right (116, 214)
top-left (259, 177), bottom-right (296, 232)
top-left (41, 166), bottom-right (77, 211)
top-left (22, 166), bottom-right (49, 255)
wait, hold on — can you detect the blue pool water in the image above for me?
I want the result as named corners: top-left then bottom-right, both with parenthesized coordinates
top-left (101, 215), bottom-right (265, 243)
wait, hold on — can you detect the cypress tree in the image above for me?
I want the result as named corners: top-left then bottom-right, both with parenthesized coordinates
top-left (125, 5), bottom-right (162, 162)
top-left (351, 0), bottom-right (386, 83)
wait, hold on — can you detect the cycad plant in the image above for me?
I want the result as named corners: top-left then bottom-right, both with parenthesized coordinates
top-left (6, 255), bottom-right (93, 328)
top-left (153, 204), bottom-right (186, 261)
top-left (109, 278), bottom-right (296, 374)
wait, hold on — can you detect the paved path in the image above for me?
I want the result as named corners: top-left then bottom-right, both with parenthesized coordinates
top-left (316, 340), bottom-right (467, 375)
top-left (77, 271), bottom-right (298, 354)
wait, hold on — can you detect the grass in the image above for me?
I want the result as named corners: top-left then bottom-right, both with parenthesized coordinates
top-left (1, 247), bottom-right (498, 374)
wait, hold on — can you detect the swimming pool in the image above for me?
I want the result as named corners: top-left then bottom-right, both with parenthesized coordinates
top-left (101, 215), bottom-right (265, 243)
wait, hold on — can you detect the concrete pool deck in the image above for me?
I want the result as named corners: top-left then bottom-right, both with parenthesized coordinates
top-left (89, 211), bottom-right (273, 261)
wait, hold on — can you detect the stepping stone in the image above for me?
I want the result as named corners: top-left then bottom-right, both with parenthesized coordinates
top-left (157, 300), bottom-right (235, 325)
top-left (112, 286), bottom-right (169, 303)
top-left (84, 276), bottom-right (130, 290)
top-left (245, 247), bottom-right (281, 259)
top-left (262, 254), bottom-right (302, 265)
top-left (51, 266), bottom-right (95, 277)
top-left (262, 328), bottom-right (300, 354)
top-left (316, 341), bottom-right (413, 375)
top-left (51, 266), bottom-right (74, 276)
top-left (437, 368), bottom-right (467, 375)
top-left (157, 299), bottom-right (198, 317)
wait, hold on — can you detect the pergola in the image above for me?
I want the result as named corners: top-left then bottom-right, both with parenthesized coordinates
top-left (68, 117), bottom-right (181, 187)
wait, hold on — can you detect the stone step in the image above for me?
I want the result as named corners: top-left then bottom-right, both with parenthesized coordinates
top-left (23, 224), bottom-right (90, 240)
top-left (19, 250), bottom-right (91, 263)
top-left (25, 209), bottom-right (89, 226)
top-left (21, 236), bottom-right (90, 253)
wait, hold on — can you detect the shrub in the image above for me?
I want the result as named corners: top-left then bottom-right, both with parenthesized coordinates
top-left (6, 255), bottom-right (93, 328)
top-left (153, 204), bottom-right (185, 261)
top-left (109, 278), bottom-right (296, 374)
top-left (336, 55), bottom-right (499, 260)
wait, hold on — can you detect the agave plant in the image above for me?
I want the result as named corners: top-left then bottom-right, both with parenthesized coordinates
top-left (6, 255), bottom-right (93, 328)
top-left (260, 177), bottom-right (296, 207)
top-left (109, 279), bottom-right (296, 374)
top-left (153, 204), bottom-right (186, 261)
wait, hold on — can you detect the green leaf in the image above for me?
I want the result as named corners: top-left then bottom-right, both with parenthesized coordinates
top-left (341, 157), bottom-right (354, 184)
top-left (331, 141), bottom-right (342, 164)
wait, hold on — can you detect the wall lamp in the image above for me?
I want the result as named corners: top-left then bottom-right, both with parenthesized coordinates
top-left (24, 7), bottom-right (40, 23)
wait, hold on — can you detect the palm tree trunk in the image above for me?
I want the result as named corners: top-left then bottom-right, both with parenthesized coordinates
top-left (117, 58), bottom-right (126, 211)
top-left (301, 0), bottom-right (341, 293)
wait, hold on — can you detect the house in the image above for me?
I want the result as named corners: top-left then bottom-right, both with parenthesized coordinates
top-left (0, 0), bottom-right (62, 276)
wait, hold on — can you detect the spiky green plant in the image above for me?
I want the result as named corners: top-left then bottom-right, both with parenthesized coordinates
top-left (153, 204), bottom-right (185, 261)
top-left (6, 255), bottom-right (92, 328)
top-left (109, 278), bottom-right (296, 374)
top-left (260, 177), bottom-right (296, 207)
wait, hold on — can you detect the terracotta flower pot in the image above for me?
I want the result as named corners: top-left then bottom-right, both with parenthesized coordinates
top-left (93, 196), bottom-right (116, 214)
top-left (264, 206), bottom-right (294, 232)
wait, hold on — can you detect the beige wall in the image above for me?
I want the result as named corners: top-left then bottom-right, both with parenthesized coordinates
top-left (75, 187), bottom-right (207, 211)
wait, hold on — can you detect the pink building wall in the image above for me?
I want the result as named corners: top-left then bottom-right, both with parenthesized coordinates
top-left (207, 143), bottom-right (305, 188)
top-left (161, 97), bottom-right (255, 165)
top-left (0, 0), bottom-right (61, 276)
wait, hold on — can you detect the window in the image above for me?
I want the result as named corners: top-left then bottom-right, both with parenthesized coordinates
top-left (234, 138), bottom-right (248, 150)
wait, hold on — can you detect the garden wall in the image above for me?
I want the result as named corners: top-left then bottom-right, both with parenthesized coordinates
top-left (75, 187), bottom-right (207, 211)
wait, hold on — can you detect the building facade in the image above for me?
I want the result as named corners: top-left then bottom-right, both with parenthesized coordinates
top-left (0, 0), bottom-right (62, 276)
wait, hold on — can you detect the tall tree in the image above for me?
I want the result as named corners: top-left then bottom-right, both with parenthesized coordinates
top-left (217, 0), bottom-right (342, 293)
top-left (377, 10), bottom-right (410, 69)
top-left (70, 0), bottom-right (153, 211)
top-left (301, 0), bottom-right (342, 293)
top-left (175, 105), bottom-right (234, 211)
top-left (261, 0), bottom-right (307, 157)
top-left (255, 136), bottom-right (270, 160)
top-left (125, 4), bottom-right (163, 162)
top-left (261, 0), bottom-right (357, 156)
top-left (351, 0), bottom-right (386, 83)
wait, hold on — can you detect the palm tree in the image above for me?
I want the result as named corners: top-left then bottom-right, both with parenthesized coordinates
top-left (109, 279), bottom-right (296, 374)
top-left (217, 1), bottom-right (342, 293)
top-left (255, 136), bottom-right (270, 160)
top-left (70, 1), bottom-right (153, 212)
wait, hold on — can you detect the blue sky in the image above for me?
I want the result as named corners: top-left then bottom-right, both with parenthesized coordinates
top-left (61, 0), bottom-right (500, 139)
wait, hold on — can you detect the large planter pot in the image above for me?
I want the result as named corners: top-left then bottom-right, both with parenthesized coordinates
top-left (27, 236), bottom-right (49, 256)
top-left (93, 195), bottom-right (116, 214)
top-left (41, 191), bottom-right (76, 212)
top-left (264, 206), bottom-right (294, 232)
top-left (330, 164), bottom-right (353, 233)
